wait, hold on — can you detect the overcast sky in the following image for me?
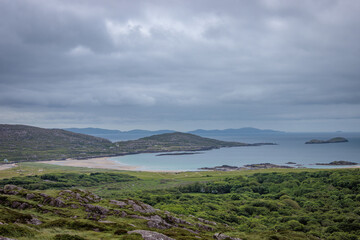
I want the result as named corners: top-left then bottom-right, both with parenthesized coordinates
top-left (0, 0), bottom-right (359, 132)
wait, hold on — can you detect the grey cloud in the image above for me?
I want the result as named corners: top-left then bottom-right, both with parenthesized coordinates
top-left (0, 0), bottom-right (359, 131)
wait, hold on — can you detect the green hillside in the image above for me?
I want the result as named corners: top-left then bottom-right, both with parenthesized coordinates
top-left (0, 164), bottom-right (359, 240)
top-left (115, 132), bottom-right (250, 153)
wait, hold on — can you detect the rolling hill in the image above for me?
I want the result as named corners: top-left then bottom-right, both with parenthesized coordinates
top-left (0, 124), bottom-right (114, 162)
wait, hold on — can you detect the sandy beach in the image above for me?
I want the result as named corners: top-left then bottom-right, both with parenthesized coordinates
top-left (41, 157), bottom-right (139, 171)
top-left (0, 163), bottom-right (17, 171)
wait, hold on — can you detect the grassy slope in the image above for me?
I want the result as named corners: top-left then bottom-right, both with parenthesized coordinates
top-left (0, 124), bottom-right (113, 161)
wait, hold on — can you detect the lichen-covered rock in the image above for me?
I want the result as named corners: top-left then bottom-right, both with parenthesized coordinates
top-left (25, 193), bottom-right (35, 200)
top-left (58, 189), bottom-right (101, 203)
top-left (84, 204), bottom-right (109, 215)
top-left (3, 185), bottom-right (23, 195)
top-left (10, 201), bottom-right (30, 210)
top-left (0, 236), bottom-right (18, 240)
top-left (213, 233), bottom-right (242, 240)
top-left (166, 214), bottom-right (193, 226)
top-left (128, 230), bottom-right (175, 240)
top-left (147, 215), bottom-right (172, 229)
top-left (109, 200), bottom-right (127, 207)
top-left (41, 195), bottom-right (65, 208)
top-left (127, 200), bottom-right (156, 213)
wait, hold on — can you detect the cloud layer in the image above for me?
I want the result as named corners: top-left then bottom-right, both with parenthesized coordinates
top-left (0, 0), bottom-right (359, 131)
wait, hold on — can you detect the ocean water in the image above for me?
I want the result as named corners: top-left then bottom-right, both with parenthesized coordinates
top-left (111, 132), bottom-right (360, 171)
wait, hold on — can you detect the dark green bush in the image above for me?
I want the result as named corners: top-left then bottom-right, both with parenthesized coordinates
top-left (53, 234), bottom-right (86, 240)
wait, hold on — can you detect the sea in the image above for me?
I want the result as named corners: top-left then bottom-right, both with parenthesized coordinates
top-left (110, 132), bottom-right (360, 171)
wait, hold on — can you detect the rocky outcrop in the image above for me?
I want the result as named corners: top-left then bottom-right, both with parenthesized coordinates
top-left (127, 200), bottom-right (157, 213)
top-left (0, 237), bottom-right (18, 240)
top-left (166, 214), bottom-right (193, 226)
top-left (84, 204), bottom-right (109, 215)
top-left (40, 194), bottom-right (66, 208)
top-left (58, 189), bottom-right (101, 203)
top-left (128, 230), bottom-right (175, 240)
top-left (2, 185), bottom-right (24, 195)
top-left (198, 217), bottom-right (217, 226)
top-left (109, 200), bottom-right (127, 207)
top-left (10, 201), bottom-right (30, 210)
top-left (196, 223), bottom-right (214, 231)
top-left (213, 233), bottom-right (242, 240)
top-left (147, 215), bottom-right (172, 229)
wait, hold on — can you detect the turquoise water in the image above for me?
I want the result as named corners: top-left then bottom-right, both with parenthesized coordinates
top-left (111, 133), bottom-right (360, 171)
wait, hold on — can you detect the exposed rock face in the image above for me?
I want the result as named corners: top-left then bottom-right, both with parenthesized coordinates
top-left (128, 230), bottom-right (175, 240)
top-left (127, 200), bottom-right (157, 213)
top-left (213, 233), bottom-right (242, 240)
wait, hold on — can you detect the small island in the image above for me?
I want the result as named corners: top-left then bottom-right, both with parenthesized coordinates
top-left (199, 163), bottom-right (294, 171)
top-left (316, 161), bottom-right (357, 166)
top-left (305, 137), bottom-right (348, 144)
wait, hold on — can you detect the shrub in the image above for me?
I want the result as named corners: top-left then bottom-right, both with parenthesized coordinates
top-left (53, 234), bottom-right (86, 240)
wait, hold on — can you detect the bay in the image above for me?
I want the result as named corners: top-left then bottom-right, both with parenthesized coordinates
top-left (111, 132), bottom-right (360, 171)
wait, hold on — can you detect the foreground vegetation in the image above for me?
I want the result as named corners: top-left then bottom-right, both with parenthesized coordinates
top-left (0, 163), bottom-right (359, 239)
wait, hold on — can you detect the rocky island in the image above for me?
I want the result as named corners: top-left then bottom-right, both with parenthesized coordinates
top-left (305, 137), bottom-right (348, 144)
top-left (199, 163), bottom-right (294, 171)
top-left (316, 161), bottom-right (357, 166)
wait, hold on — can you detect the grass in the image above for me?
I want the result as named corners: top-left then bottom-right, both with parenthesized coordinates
top-left (0, 162), bottom-right (336, 199)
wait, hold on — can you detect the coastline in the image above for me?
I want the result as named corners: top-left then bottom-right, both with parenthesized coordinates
top-left (40, 157), bottom-right (140, 171)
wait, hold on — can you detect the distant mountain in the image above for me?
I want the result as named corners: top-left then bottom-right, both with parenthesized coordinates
top-left (65, 127), bottom-right (121, 135)
top-left (189, 127), bottom-right (284, 136)
top-left (65, 127), bottom-right (283, 141)
top-left (64, 128), bottom-right (174, 141)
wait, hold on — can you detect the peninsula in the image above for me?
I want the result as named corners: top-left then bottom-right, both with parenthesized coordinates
top-left (0, 124), bottom-right (275, 162)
